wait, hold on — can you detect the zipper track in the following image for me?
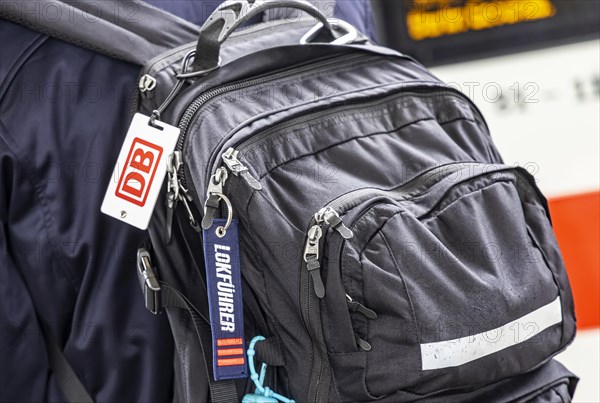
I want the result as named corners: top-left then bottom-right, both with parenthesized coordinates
top-left (175, 53), bottom-right (371, 189)
top-left (210, 81), bottom-right (491, 192)
top-left (301, 251), bottom-right (327, 401)
top-left (301, 164), bottom-right (489, 390)
top-left (327, 162), bottom-right (487, 215)
top-left (235, 86), bottom-right (471, 158)
top-left (301, 163), bottom-right (487, 400)
top-left (219, 86), bottom-right (479, 197)
top-left (298, 165), bottom-right (485, 403)
top-left (210, 87), bottom-right (461, 205)
top-left (308, 164), bottom-right (540, 400)
top-left (133, 20), bottom-right (309, 117)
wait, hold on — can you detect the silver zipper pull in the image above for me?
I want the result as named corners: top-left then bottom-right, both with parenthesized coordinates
top-left (222, 148), bottom-right (262, 190)
top-left (315, 207), bottom-right (353, 239)
top-left (167, 152), bottom-right (183, 196)
top-left (165, 152), bottom-right (183, 242)
top-left (201, 167), bottom-right (229, 230)
top-left (139, 74), bottom-right (157, 93)
top-left (304, 225), bottom-right (325, 298)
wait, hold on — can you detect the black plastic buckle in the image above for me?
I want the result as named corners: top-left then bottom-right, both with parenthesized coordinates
top-left (137, 248), bottom-right (162, 314)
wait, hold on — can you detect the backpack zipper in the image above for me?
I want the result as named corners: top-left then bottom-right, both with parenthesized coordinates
top-left (294, 162), bottom-right (488, 402)
top-left (165, 66), bottom-right (490, 401)
top-left (302, 162), bottom-right (488, 299)
top-left (176, 53), bottom-right (371, 186)
top-left (167, 53), bottom-right (373, 234)
top-left (199, 85), bottom-right (476, 231)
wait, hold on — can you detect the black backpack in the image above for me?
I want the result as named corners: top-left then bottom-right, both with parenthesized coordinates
top-left (124, 1), bottom-right (578, 401)
top-left (7, 0), bottom-right (577, 401)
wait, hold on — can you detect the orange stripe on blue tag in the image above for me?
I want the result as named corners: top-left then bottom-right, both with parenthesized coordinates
top-left (217, 338), bottom-right (243, 347)
top-left (217, 358), bottom-right (246, 367)
top-left (203, 219), bottom-right (247, 380)
top-left (217, 348), bottom-right (245, 357)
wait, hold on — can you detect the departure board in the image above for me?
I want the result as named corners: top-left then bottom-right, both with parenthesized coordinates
top-left (373, 0), bottom-right (600, 65)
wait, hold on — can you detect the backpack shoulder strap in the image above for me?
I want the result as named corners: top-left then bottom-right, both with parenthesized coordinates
top-left (41, 323), bottom-right (94, 403)
top-left (0, 0), bottom-right (200, 65)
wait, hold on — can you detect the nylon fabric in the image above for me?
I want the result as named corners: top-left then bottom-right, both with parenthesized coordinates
top-left (145, 10), bottom-right (577, 400)
top-left (0, 0), bottom-right (200, 65)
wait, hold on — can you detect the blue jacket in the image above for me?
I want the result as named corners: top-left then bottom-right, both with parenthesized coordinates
top-left (0, 2), bottom-right (376, 402)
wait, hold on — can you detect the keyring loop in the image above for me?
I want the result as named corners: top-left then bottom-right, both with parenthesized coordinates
top-left (177, 55), bottom-right (222, 79)
top-left (212, 192), bottom-right (233, 238)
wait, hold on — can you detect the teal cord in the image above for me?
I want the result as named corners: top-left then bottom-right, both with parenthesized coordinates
top-left (242, 336), bottom-right (295, 403)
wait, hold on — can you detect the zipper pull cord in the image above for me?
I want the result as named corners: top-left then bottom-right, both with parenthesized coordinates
top-left (243, 336), bottom-right (295, 403)
top-left (345, 295), bottom-right (375, 351)
top-left (303, 225), bottom-right (325, 298)
top-left (165, 151), bottom-right (201, 239)
top-left (346, 294), bottom-right (377, 319)
top-left (180, 189), bottom-right (201, 233)
top-left (356, 336), bottom-right (372, 352)
top-left (149, 49), bottom-right (195, 127)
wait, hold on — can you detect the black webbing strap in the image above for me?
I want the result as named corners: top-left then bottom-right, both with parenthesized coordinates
top-left (254, 337), bottom-right (285, 367)
top-left (137, 249), bottom-right (284, 400)
top-left (40, 324), bottom-right (94, 403)
top-left (0, 0), bottom-right (199, 66)
top-left (159, 284), bottom-right (239, 403)
top-left (188, 308), bottom-right (239, 403)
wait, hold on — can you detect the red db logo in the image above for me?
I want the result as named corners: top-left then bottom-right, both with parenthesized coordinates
top-left (116, 137), bottom-right (163, 207)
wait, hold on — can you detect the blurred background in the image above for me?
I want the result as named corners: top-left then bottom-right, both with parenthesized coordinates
top-left (370, 1), bottom-right (599, 401)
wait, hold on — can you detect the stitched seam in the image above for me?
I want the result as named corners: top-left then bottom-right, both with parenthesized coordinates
top-left (0, 14), bottom-right (137, 64)
top-left (439, 116), bottom-right (476, 126)
top-left (256, 117), bottom-right (437, 181)
top-left (183, 57), bottom-right (382, 163)
top-left (0, 34), bottom-right (48, 104)
top-left (380, 229), bottom-right (425, 395)
top-left (341, 203), bottom-right (426, 398)
top-left (249, 109), bottom-right (392, 158)
top-left (349, 206), bottom-right (426, 396)
top-left (358, 251), bottom-right (368, 337)
top-left (341, 235), bottom-right (354, 309)
top-left (0, 122), bottom-right (79, 293)
top-left (420, 179), bottom-right (512, 221)
top-left (245, 94), bottom-right (475, 165)
top-left (243, 190), bottom-right (293, 392)
top-left (246, 188), bottom-right (305, 235)
top-left (525, 224), bottom-right (566, 346)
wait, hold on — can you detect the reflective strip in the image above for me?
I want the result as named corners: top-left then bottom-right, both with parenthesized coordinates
top-left (421, 297), bottom-right (563, 370)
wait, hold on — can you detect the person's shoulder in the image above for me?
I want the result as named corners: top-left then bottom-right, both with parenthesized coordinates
top-left (0, 19), bottom-right (48, 94)
top-left (334, 0), bottom-right (378, 42)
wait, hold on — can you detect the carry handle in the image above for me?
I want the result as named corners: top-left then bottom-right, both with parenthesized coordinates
top-left (189, 0), bottom-right (333, 76)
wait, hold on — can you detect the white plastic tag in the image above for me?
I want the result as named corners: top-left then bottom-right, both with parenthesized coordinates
top-left (101, 113), bottom-right (180, 230)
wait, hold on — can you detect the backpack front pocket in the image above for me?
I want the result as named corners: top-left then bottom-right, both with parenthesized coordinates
top-left (315, 164), bottom-right (575, 401)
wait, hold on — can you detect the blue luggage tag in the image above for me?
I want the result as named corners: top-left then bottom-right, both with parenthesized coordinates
top-left (203, 218), bottom-right (248, 381)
